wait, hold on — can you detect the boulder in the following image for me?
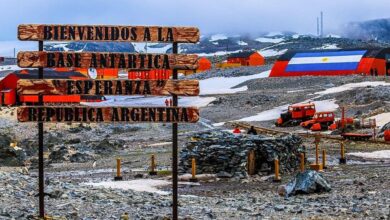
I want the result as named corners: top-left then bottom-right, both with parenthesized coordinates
top-left (0, 134), bottom-right (27, 166)
top-left (282, 170), bottom-right (331, 197)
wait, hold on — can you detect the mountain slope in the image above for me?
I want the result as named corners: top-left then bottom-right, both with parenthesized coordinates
top-left (344, 18), bottom-right (390, 42)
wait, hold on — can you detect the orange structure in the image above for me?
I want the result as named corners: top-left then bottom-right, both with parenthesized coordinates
top-left (197, 57), bottom-right (212, 72)
top-left (0, 70), bottom-right (102, 106)
top-left (128, 69), bottom-right (172, 80)
top-left (227, 51), bottom-right (265, 66)
top-left (96, 68), bottom-right (118, 79)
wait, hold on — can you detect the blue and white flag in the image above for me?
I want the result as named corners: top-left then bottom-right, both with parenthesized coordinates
top-left (286, 50), bottom-right (367, 72)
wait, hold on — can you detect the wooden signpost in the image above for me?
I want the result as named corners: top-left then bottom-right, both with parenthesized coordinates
top-left (17, 106), bottom-right (199, 123)
top-left (17, 51), bottom-right (198, 70)
top-left (17, 79), bottom-right (199, 96)
top-left (16, 24), bottom-right (200, 219)
top-left (18, 24), bottom-right (200, 43)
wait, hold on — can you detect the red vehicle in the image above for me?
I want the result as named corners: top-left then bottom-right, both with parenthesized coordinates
top-left (301, 111), bottom-right (335, 131)
top-left (276, 103), bottom-right (316, 127)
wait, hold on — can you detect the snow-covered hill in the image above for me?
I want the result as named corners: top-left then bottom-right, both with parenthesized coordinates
top-left (2, 31), bottom-right (389, 59)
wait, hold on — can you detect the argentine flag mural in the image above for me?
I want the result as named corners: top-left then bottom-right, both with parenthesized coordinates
top-left (285, 50), bottom-right (367, 72)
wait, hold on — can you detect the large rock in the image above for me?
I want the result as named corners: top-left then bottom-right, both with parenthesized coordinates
top-left (0, 134), bottom-right (27, 166)
top-left (179, 131), bottom-right (304, 177)
top-left (49, 145), bottom-right (95, 163)
top-left (93, 139), bottom-right (125, 154)
top-left (282, 170), bottom-right (331, 197)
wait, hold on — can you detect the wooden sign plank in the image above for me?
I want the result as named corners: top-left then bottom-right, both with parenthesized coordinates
top-left (17, 51), bottom-right (198, 70)
top-left (17, 106), bottom-right (199, 123)
top-left (17, 79), bottom-right (199, 96)
top-left (18, 24), bottom-right (200, 43)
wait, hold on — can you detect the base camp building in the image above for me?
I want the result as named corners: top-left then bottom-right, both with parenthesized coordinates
top-left (270, 48), bottom-right (390, 77)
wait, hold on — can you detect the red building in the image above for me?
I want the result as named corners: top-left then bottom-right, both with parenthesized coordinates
top-left (227, 51), bottom-right (265, 66)
top-left (270, 48), bottom-right (390, 77)
top-left (197, 57), bottom-right (212, 72)
top-left (0, 69), bottom-right (101, 106)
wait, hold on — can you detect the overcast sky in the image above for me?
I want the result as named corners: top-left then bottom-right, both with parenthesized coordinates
top-left (0, 0), bottom-right (389, 40)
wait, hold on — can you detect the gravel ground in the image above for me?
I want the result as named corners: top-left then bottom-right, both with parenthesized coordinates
top-left (1, 69), bottom-right (390, 219)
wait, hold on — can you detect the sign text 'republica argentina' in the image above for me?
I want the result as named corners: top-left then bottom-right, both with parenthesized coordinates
top-left (17, 107), bottom-right (199, 123)
top-left (18, 24), bottom-right (200, 43)
top-left (17, 79), bottom-right (199, 96)
top-left (17, 52), bottom-right (198, 70)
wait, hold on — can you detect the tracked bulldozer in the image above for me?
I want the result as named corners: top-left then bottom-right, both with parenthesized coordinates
top-left (276, 103), bottom-right (316, 127)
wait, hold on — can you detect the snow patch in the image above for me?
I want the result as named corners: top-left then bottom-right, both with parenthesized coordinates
top-left (258, 49), bottom-right (287, 57)
top-left (292, 34), bottom-right (301, 39)
top-left (210, 34), bottom-right (227, 42)
top-left (213, 122), bottom-right (225, 127)
top-left (315, 81), bottom-right (390, 96)
top-left (84, 179), bottom-right (170, 195)
top-left (347, 150), bottom-right (390, 159)
top-left (0, 65), bottom-right (23, 71)
top-left (255, 37), bottom-right (284, 43)
top-left (200, 70), bottom-right (270, 95)
top-left (314, 43), bottom-right (340, 49)
top-left (196, 49), bottom-right (242, 57)
top-left (287, 89), bottom-right (306, 93)
top-left (237, 40), bottom-right (248, 46)
top-left (368, 112), bottom-right (390, 128)
top-left (132, 43), bottom-right (171, 53)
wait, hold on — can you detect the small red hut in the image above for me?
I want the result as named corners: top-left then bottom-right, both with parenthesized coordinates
top-left (227, 51), bottom-right (265, 66)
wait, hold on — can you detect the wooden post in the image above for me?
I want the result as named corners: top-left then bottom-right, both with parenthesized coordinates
top-left (149, 154), bottom-right (157, 175)
top-left (310, 136), bottom-right (323, 171)
top-left (315, 141), bottom-right (319, 165)
top-left (172, 42), bottom-right (179, 220)
top-left (247, 150), bottom-right (256, 175)
top-left (114, 158), bottom-right (123, 181)
top-left (190, 158), bottom-right (198, 182)
top-left (273, 158), bottom-right (281, 182)
top-left (300, 153), bottom-right (305, 172)
top-left (322, 149), bottom-right (327, 169)
top-left (339, 141), bottom-right (347, 164)
top-left (38, 40), bottom-right (45, 219)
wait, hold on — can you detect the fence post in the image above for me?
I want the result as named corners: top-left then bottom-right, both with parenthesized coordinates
top-left (114, 158), bottom-right (123, 181)
top-left (339, 142), bottom-right (347, 164)
top-left (273, 158), bottom-right (281, 182)
top-left (300, 153), bottom-right (305, 172)
top-left (149, 154), bottom-right (157, 175)
top-left (190, 158), bottom-right (198, 182)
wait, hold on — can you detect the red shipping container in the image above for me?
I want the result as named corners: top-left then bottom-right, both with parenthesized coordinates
top-left (0, 89), bottom-right (16, 106)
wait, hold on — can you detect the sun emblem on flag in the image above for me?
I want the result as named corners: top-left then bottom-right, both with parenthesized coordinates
top-left (322, 57), bottom-right (329, 62)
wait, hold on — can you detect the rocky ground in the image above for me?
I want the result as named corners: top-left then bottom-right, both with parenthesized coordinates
top-left (0, 67), bottom-right (390, 219)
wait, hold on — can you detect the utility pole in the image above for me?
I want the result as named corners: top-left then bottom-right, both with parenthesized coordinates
top-left (320, 11), bottom-right (324, 37)
top-left (317, 17), bottom-right (320, 37)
